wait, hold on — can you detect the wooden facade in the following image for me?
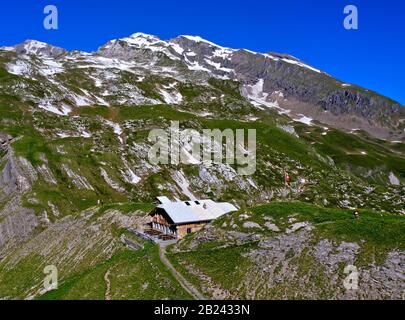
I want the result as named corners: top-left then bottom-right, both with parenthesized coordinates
top-left (149, 207), bottom-right (209, 239)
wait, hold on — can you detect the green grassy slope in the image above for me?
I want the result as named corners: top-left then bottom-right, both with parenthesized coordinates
top-left (168, 202), bottom-right (405, 299)
top-left (39, 243), bottom-right (192, 300)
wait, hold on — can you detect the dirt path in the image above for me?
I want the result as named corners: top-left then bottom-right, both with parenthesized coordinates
top-left (104, 269), bottom-right (111, 300)
top-left (159, 242), bottom-right (206, 300)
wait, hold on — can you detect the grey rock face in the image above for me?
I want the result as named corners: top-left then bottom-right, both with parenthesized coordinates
top-left (314, 240), bottom-right (360, 272)
top-left (264, 222), bottom-right (281, 232)
top-left (318, 90), bottom-right (402, 118)
top-left (243, 221), bottom-right (262, 229)
top-left (0, 197), bottom-right (38, 256)
top-left (358, 251), bottom-right (405, 300)
top-left (0, 135), bottom-right (39, 255)
top-left (0, 148), bottom-right (37, 195)
top-left (14, 40), bottom-right (66, 58)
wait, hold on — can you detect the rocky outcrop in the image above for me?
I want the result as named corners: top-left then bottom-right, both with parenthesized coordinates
top-left (173, 217), bottom-right (404, 300)
top-left (13, 40), bottom-right (66, 58)
top-left (0, 197), bottom-right (39, 257)
top-left (318, 90), bottom-right (402, 119)
top-left (0, 151), bottom-right (37, 196)
top-left (0, 133), bottom-right (39, 256)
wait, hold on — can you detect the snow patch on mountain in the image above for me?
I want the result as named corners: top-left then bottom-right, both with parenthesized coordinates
top-left (116, 33), bottom-right (182, 61)
top-left (243, 79), bottom-right (281, 111)
top-left (183, 56), bottom-right (211, 72)
top-left (38, 101), bottom-right (72, 116)
top-left (158, 88), bottom-right (183, 104)
top-left (211, 47), bottom-right (235, 59)
top-left (281, 58), bottom-right (321, 73)
top-left (40, 59), bottom-right (65, 76)
top-left (122, 168), bottom-right (141, 185)
top-left (180, 35), bottom-right (222, 48)
top-left (71, 94), bottom-right (93, 107)
top-left (204, 58), bottom-right (233, 73)
top-left (294, 115), bottom-right (313, 126)
top-left (6, 60), bottom-right (31, 76)
top-left (105, 120), bottom-right (124, 144)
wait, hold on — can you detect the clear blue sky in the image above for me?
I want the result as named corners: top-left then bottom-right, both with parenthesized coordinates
top-left (1, 0), bottom-right (404, 104)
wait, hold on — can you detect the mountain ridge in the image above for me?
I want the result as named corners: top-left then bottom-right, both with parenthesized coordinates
top-left (1, 32), bottom-right (403, 141)
top-left (2, 33), bottom-right (402, 105)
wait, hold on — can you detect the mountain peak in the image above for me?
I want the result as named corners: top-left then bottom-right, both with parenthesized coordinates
top-left (114, 32), bottom-right (165, 48)
top-left (128, 32), bottom-right (161, 40)
top-left (5, 39), bottom-right (66, 57)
